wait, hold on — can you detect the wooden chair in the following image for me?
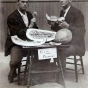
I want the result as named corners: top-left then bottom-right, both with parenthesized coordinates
top-left (17, 52), bottom-right (32, 85)
top-left (66, 55), bottom-right (84, 82)
top-left (17, 57), bottom-right (28, 85)
top-left (6, 27), bottom-right (30, 85)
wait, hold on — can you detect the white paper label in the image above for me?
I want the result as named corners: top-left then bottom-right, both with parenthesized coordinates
top-left (38, 48), bottom-right (57, 60)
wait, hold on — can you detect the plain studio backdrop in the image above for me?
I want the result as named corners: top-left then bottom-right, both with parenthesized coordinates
top-left (0, 0), bottom-right (88, 88)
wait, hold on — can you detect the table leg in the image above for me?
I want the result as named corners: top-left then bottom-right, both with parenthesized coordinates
top-left (57, 49), bottom-right (66, 88)
top-left (27, 50), bottom-right (34, 88)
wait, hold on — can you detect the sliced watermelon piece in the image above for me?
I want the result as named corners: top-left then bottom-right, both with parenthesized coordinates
top-left (26, 28), bottom-right (56, 42)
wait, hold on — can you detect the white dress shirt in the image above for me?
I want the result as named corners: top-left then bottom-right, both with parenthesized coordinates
top-left (18, 10), bottom-right (28, 27)
top-left (63, 5), bottom-right (71, 18)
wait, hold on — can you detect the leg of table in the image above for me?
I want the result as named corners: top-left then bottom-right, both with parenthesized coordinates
top-left (27, 50), bottom-right (34, 88)
top-left (57, 48), bottom-right (66, 88)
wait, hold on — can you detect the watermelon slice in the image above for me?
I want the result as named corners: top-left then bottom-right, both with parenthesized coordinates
top-left (26, 28), bottom-right (56, 42)
top-left (11, 35), bottom-right (46, 46)
top-left (46, 13), bottom-right (65, 22)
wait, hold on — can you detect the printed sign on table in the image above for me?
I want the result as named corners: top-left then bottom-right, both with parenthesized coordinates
top-left (38, 48), bottom-right (57, 60)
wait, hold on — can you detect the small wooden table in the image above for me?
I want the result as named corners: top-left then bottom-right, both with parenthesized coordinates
top-left (22, 43), bottom-right (69, 88)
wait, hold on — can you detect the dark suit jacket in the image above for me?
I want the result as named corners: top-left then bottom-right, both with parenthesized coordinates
top-left (5, 10), bottom-right (38, 56)
top-left (51, 6), bottom-right (86, 55)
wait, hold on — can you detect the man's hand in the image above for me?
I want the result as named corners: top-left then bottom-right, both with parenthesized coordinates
top-left (31, 17), bottom-right (36, 23)
top-left (59, 21), bottom-right (69, 28)
top-left (47, 20), bottom-right (56, 26)
top-left (29, 18), bottom-right (36, 28)
top-left (46, 15), bottom-right (58, 26)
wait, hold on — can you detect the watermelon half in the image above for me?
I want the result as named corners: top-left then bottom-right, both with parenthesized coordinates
top-left (11, 35), bottom-right (46, 46)
top-left (26, 28), bottom-right (56, 42)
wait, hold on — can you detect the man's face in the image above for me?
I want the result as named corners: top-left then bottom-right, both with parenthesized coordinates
top-left (60, 0), bottom-right (72, 8)
top-left (18, 0), bottom-right (28, 11)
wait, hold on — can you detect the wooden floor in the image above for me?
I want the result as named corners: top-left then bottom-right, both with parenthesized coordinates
top-left (0, 51), bottom-right (88, 88)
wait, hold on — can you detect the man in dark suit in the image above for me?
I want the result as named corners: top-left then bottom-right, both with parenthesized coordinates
top-left (5, 0), bottom-right (38, 83)
top-left (48, 0), bottom-right (86, 73)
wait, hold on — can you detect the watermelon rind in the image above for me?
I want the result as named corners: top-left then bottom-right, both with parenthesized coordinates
top-left (11, 35), bottom-right (46, 46)
top-left (26, 28), bottom-right (56, 42)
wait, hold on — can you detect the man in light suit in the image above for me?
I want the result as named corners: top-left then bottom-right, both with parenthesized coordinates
top-left (48, 0), bottom-right (86, 73)
top-left (5, 0), bottom-right (38, 83)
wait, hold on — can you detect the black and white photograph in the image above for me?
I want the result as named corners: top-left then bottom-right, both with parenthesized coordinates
top-left (0, 0), bottom-right (88, 88)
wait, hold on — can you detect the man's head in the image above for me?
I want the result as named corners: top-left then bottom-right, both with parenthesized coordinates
top-left (60, 0), bottom-right (72, 9)
top-left (17, 0), bottom-right (28, 13)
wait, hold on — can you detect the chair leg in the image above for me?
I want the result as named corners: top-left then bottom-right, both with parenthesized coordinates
top-left (18, 66), bottom-right (21, 85)
top-left (23, 57), bottom-right (29, 85)
top-left (27, 55), bottom-right (32, 88)
top-left (80, 56), bottom-right (84, 74)
top-left (74, 55), bottom-right (78, 82)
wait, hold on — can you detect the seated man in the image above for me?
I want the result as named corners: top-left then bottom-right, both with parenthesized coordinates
top-left (47, 0), bottom-right (86, 73)
top-left (4, 0), bottom-right (38, 83)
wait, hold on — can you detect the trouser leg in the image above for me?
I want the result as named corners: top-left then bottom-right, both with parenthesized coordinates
top-left (57, 45), bottom-right (77, 87)
top-left (8, 46), bottom-right (23, 83)
top-left (10, 46), bottom-right (23, 66)
top-left (59, 45), bottom-right (77, 73)
top-left (8, 64), bottom-right (17, 83)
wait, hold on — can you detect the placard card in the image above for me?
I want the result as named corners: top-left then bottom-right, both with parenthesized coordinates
top-left (38, 48), bottom-right (57, 60)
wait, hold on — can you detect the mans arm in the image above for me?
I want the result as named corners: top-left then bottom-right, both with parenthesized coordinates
top-left (7, 16), bottom-right (29, 40)
top-left (7, 16), bottom-right (22, 36)
top-left (7, 12), bottom-right (38, 40)
top-left (59, 10), bottom-right (85, 36)
top-left (68, 11), bottom-right (86, 36)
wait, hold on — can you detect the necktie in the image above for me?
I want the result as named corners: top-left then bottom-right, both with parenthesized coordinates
top-left (60, 10), bottom-right (65, 17)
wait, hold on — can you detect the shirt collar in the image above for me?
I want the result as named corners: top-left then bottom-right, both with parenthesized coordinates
top-left (64, 5), bottom-right (71, 13)
top-left (17, 9), bottom-right (27, 17)
top-left (62, 5), bottom-right (71, 18)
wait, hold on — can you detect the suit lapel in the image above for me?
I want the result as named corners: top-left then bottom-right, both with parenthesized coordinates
top-left (26, 11), bottom-right (32, 26)
top-left (65, 6), bottom-right (74, 24)
top-left (15, 10), bottom-right (26, 28)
